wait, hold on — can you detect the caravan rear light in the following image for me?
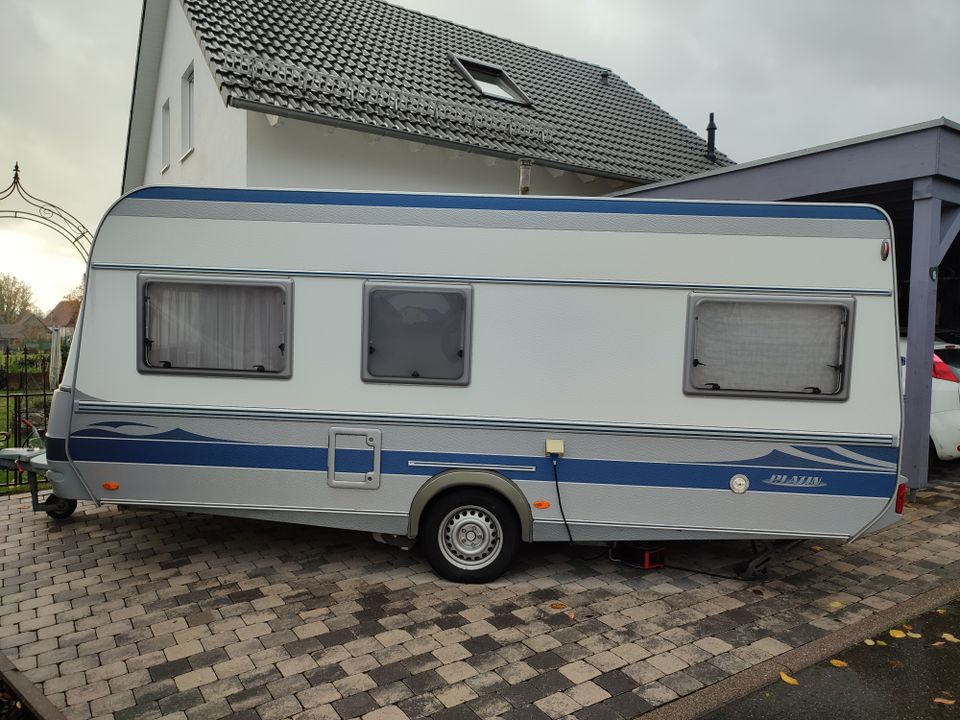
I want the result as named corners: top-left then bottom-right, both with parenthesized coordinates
top-left (932, 354), bottom-right (958, 382)
top-left (895, 484), bottom-right (907, 514)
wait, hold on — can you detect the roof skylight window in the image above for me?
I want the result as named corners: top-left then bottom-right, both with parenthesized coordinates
top-left (450, 54), bottom-right (531, 105)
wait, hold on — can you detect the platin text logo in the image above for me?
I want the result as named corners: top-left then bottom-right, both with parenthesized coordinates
top-left (762, 474), bottom-right (827, 489)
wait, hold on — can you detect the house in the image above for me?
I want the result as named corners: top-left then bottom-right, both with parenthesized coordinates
top-left (123, 0), bottom-right (731, 197)
top-left (0, 313), bottom-right (50, 350)
top-left (43, 300), bottom-right (81, 340)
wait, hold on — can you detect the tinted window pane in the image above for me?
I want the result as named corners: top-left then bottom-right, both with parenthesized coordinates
top-left (366, 288), bottom-right (467, 382)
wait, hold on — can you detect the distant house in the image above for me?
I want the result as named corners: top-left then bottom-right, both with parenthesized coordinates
top-left (123, 0), bottom-right (731, 197)
top-left (0, 313), bottom-right (50, 350)
top-left (43, 300), bottom-right (81, 340)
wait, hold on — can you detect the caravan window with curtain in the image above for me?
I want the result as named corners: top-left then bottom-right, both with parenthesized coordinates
top-left (140, 276), bottom-right (291, 377)
top-left (684, 294), bottom-right (853, 400)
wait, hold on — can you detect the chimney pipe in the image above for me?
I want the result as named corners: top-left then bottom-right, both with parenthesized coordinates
top-left (706, 112), bottom-right (717, 162)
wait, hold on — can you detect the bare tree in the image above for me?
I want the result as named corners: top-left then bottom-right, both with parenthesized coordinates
top-left (0, 273), bottom-right (36, 324)
top-left (64, 280), bottom-right (85, 303)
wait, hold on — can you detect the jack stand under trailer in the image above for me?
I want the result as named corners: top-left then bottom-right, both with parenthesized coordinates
top-left (736, 539), bottom-right (806, 580)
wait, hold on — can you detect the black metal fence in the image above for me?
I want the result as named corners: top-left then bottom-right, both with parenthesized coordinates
top-left (1, 346), bottom-right (62, 490)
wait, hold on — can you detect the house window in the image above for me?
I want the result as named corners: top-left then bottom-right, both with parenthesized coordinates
top-left (160, 100), bottom-right (170, 172)
top-left (140, 276), bottom-right (291, 378)
top-left (450, 54), bottom-right (530, 105)
top-left (684, 294), bottom-right (853, 400)
top-left (362, 282), bottom-right (472, 385)
top-left (180, 63), bottom-right (194, 159)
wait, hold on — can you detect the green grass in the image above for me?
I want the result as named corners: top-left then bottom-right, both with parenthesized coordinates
top-left (0, 478), bottom-right (50, 496)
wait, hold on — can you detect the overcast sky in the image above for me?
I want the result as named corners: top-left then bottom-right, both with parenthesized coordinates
top-left (2, 0), bottom-right (958, 311)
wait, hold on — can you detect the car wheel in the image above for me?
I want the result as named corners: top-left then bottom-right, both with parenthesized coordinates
top-left (44, 494), bottom-right (77, 520)
top-left (421, 489), bottom-right (519, 583)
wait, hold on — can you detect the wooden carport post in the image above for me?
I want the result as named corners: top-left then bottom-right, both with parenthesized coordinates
top-left (902, 177), bottom-right (960, 496)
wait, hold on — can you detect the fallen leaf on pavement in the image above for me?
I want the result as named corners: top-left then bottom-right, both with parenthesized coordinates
top-left (829, 659), bottom-right (848, 668)
top-left (903, 624), bottom-right (913, 631)
top-left (889, 629), bottom-right (906, 639)
top-left (932, 641), bottom-right (946, 647)
top-left (864, 639), bottom-right (876, 646)
top-left (907, 632), bottom-right (922, 639)
top-left (829, 601), bottom-right (843, 609)
top-left (566, 611), bottom-right (576, 620)
top-left (549, 602), bottom-right (567, 610)
top-left (876, 640), bottom-right (888, 646)
top-left (943, 633), bottom-right (959, 643)
top-left (779, 671), bottom-right (799, 686)
top-left (811, 545), bottom-right (823, 552)
top-left (936, 608), bottom-right (947, 615)
top-left (933, 698), bottom-right (956, 706)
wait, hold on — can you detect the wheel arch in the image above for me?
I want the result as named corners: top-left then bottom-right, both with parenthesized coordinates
top-left (407, 469), bottom-right (533, 542)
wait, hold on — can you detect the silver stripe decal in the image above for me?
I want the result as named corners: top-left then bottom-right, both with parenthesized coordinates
top-left (569, 518), bottom-right (849, 539)
top-left (75, 400), bottom-right (897, 446)
top-left (105, 497), bottom-right (407, 517)
top-left (407, 460), bottom-right (537, 473)
top-left (89, 263), bottom-right (892, 297)
top-left (111, 198), bottom-right (890, 239)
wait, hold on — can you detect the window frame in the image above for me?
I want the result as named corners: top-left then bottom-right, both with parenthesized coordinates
top-left (180, 63), bottom-right (195, 160)
top-left (449, 54), bottom-right (531, 105)
top-left (682, 293), bottom-right (855, 401)
top-left (361, 281), bottom-right (473, 386)
top-left (160, 99), bottom-right (170, 173)
top-left (138, 274), bottom-right (293, 379)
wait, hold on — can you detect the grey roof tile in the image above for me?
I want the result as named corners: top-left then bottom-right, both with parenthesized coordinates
top-left (179, 0), bottom-right (732, 183)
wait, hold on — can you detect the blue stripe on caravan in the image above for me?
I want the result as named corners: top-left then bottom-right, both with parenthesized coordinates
top-left (65, 437), bottom-right (898, 498)
top-left (128, 186), bottom-right (886, 222)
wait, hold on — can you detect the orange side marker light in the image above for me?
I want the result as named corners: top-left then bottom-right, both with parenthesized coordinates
top-left (102, 482), bottom-right (120, 491)
top-left (532, 500), bottom-right (551, 510)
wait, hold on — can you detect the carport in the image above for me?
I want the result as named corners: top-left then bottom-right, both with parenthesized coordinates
top-left (620, 118), bottom-right (960, 494)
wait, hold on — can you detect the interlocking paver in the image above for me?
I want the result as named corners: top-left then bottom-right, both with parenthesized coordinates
top-left (1, 468), bottom-right (958, 719)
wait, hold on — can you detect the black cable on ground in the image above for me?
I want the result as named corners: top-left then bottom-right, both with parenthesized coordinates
top-left (606, 542), bottom-right (742, 580)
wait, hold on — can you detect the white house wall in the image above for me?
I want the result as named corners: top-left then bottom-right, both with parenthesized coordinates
top-left (142, 1), bottom-right (246, 187)
top-left (246, 113), bottom-right (619, 196)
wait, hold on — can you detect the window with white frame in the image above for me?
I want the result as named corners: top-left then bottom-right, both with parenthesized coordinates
top-left (180, 63), bottom-right (194, 158)
top-left (160, 100), bottom-right (170, 172)
top-left (684, 294), bottom-right (853, 399)
top-left (362, 282), bottom-right (472, 385)
top-left (141, 277), bottom-right (291, 377)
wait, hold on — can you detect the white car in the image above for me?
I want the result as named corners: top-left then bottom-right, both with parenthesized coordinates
top-left (900, 338), bottom-right (960, 461)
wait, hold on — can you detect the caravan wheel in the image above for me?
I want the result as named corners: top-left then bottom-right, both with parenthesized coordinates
top-left (421, 489), bottom-right (519, 583)
top-left (44, 494), bottom-right (77, 520)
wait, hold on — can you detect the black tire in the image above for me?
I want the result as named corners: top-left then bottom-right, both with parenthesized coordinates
top-left (44, 494), bottom-right (77, 520)
top-left (420, 488), bottom-right (520, 583)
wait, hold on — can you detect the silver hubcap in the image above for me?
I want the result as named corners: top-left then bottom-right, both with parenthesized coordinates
top-left (438, 505), bottom-right (502, 570)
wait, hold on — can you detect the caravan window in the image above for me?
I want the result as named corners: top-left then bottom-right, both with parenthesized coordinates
top-left (362, 282), bottom-right (472, 385)
top-left (140, 277), bottom-right (291, 378)
top-left (684, 294), bottom-right (853, 400)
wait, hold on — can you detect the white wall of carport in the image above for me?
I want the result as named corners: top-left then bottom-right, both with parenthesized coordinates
top-left (245, 112), bottom-right (621, 196)
top-left (142, 0), bottom-right (247, 187)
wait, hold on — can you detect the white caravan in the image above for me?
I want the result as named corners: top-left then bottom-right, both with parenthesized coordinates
top-left (41, 187), bottom-right (906, 581)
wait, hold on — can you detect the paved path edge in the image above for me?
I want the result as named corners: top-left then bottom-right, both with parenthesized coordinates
top-left (0, 650), bottom-right (67, 720)
top-left (641, 575), bottom-right (960, 720)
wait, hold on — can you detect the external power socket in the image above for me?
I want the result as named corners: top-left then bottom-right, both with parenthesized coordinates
top-left (545, 439), bottom-right (565, 456)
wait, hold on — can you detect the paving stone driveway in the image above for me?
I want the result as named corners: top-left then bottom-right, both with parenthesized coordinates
top-left (1, 468), bottom-right (959, 720)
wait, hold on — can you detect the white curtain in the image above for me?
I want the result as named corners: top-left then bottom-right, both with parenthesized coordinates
top-left (691, 301), bottom-right (845, 394)
top-left (146, 283), bottom-right (285, 372)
